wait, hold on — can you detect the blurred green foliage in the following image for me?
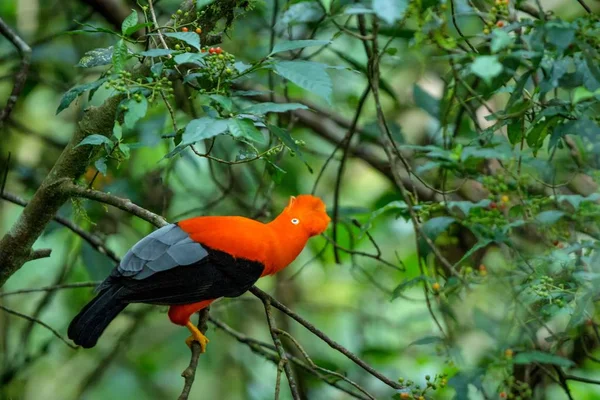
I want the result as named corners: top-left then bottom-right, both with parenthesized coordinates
top-left (1, 0), bottom-right (600, 399)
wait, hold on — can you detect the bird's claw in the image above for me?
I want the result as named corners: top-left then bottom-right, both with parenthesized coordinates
top-left (185, 332), bottom-right (209, 353)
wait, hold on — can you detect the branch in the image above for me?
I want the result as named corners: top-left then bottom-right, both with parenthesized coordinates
top-left (0, 281), bottom-right (100, 298)
top-left (64, 183), bottom-right (168, 228)
top-left (0, 304), bottom-right (77, 349)
top-left (209, 317), bottom-right (373, 400)
top-left (28, 248), bottom-right (52, 260)
top-left (179, 308), bottom-right (211, 400)
top-left (260, 297), bottom-right (301, 399)
top-left (249, 287), bottom-right (402, 390)
top-left (1, 191), bottom-right (120, 263)
top-left (0, 17), bottom-right (31, 129)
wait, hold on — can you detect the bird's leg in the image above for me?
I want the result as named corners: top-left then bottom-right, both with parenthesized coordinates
top-left (185, 320), bottom-right (209, 352)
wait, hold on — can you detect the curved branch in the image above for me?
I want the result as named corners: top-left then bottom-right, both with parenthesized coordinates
top-left (249, 287), bottom-right (402, 390)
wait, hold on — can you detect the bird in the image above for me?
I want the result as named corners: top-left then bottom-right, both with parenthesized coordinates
top-left (68, 195), bottom-right (330, 352)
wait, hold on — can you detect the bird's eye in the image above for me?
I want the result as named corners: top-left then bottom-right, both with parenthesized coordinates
top-left (291, 218), bottom-right (300, 225)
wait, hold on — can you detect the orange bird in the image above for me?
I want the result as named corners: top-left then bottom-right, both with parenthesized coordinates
top-left (68, 195), bottom-right (330, 351)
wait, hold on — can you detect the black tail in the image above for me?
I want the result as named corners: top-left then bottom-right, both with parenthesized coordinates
top-left (68, 285), bottom-right (127, 348)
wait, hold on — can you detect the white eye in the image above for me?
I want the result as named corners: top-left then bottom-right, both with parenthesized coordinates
top-left (291, 218), bottom-right (300, 225)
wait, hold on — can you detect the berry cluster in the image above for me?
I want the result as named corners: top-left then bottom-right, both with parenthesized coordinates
top-left (397, 373), bottom-right (449, 399)
top-left (105, 70), bottom-right (173, 102)
top-left (483, 0), bottom-right (510, 35)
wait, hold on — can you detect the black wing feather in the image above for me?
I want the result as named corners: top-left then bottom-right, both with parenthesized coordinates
top-left (108, 248), bottom-right (263, 305)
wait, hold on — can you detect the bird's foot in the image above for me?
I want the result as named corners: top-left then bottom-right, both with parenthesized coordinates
top-left (185, 321), bottom-right (209, 353)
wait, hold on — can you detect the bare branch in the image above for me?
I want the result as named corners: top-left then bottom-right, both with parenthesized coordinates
top-left (64, 183), bottom-right (168, 228)
top-left (0, 17), bottom-right (31, 129)
top-left (0, 281), bottom-right (100, 298)
top-left (260, 297), bottom-right (301, 399)
top-left (209, 317), bottom-right (372, 400)
top-left (28, 248), bottom-right (52, 260)
top-left (1, 191), bottom-right (120, 263)
top-left (250, 287), bottom-right (402, 390)
top-left (179, 308), bottom-right (211, 400)
top-left (0, 304), bottom-right (77, 349)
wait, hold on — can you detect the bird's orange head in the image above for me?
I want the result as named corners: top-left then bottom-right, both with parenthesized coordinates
top-left (282, 195), bottom-right (330, 237)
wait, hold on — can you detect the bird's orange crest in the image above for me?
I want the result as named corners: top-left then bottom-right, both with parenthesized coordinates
top-left (283, 194), bottom-right (330, 236)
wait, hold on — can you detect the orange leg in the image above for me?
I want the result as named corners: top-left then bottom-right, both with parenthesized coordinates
top-left (169, 299), bottom-right (215, 352)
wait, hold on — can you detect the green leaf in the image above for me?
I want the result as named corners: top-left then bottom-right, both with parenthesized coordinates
top-left (413, 85), bottom-right (439, 119)
top-left (514, 351), bottom-right (575, 367)
top-left (491, 30), bottom-right (514, 53)
top-left (526, 117), bottom-right (558, 150)
top-left (567, 291), bottom-right (593, 330)
top-left (124, 22), bottom-right (151, 36)
top-left (372, 0), bottom-right (408, 25)
top-left (470, 56), bottom-right (503, 83)
top-left (507, 119), bottom-right (522, 145)
top-left (94, 158), bottom-right (107, 175)
top-left (360, 201), bottom-right (410, 236)
top-left (76, 134), bottom-right (112, 147)
top-left (243, 102), bottom-right (309, 115)
top-left (209, 94), bottom-right (234, 113)
top-left (181, 117), bottom-right (229, 145)
top-left (76, 47), bottom-right (114, 68)
top-left (123, 96), bottom-right (148, 129)
top-left (56, 78), bottom-right (107, 114)
top-left (164, 32), bottom-right (201, 50)
top-left (409, 335), bottom-right (443, 346)
top-left (344, 4), bottom-right (374, 14)
top-left (113, 121), bottom-right (122, 140)
top-left (545, 22), bottom-right (575, 52)
top-left (121, 10), bottom-right (138, 35)
top-left (392, 275), bottom-right (427, 299)
top-left (536, 210), bottom-right (565, 225)
top-left (273, 61), bottom-right (332, 103)
top-left (197, 0), bottom-right (215, 8)
top-left (174, 52), bottom-right (206, 65)
top-left (422, 216), bottom-right (456, 240)
top-left (265, 159), bottom-right (287, 184)
top-left (270, 40), bottom-right (330, 55)
top-left (268, 124), bottom-right (312, 173)
top-left (118, 143), bottom-right (130, 159)
top-left (112, 39), bottom-right (128, 73)
top-left (228, 118), bottom-right (265, 143)
top-left (276, 2), bottom-right (324, 32)
top-left (139, 49), bottom-right (176, 57)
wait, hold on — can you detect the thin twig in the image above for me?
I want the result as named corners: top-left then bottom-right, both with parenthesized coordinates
top-left (261, 298), bottom-right (301, 400)
top-left (0, 17), bottom-right (31, 129)
top-left (1, 191), bottom-right (120, 263)
top-left (250, 287), bottom-right (402, 390)
top-left (0, 281), bottom-right (100, 298)
top-left (209, 317), bottom-right (371, 400)
top-left (275, 329), bottom-right (376, 400)
top-left (0, 304), bottom-right (77, 349)
top-left (332, 85), bottom-right (371, 263)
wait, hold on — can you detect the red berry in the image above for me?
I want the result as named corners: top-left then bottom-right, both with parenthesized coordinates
top-left (182, 27), bottom-right (188, 32)
top-left (489, 202), bottom-right (497, 209)
top-left (496, 20), bottom-right (505, 28)
top-left (196, 27), bottom-right (202, 34)
top-left (209, 47), bottom-right (215, 54)
top-left (215, 47), bottom-right (223, 54)
top-left (500, 392), bottom-right (507, 398)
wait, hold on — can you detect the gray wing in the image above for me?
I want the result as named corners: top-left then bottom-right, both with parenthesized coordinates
top-left (99, 224), bottom-right (208, 290)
